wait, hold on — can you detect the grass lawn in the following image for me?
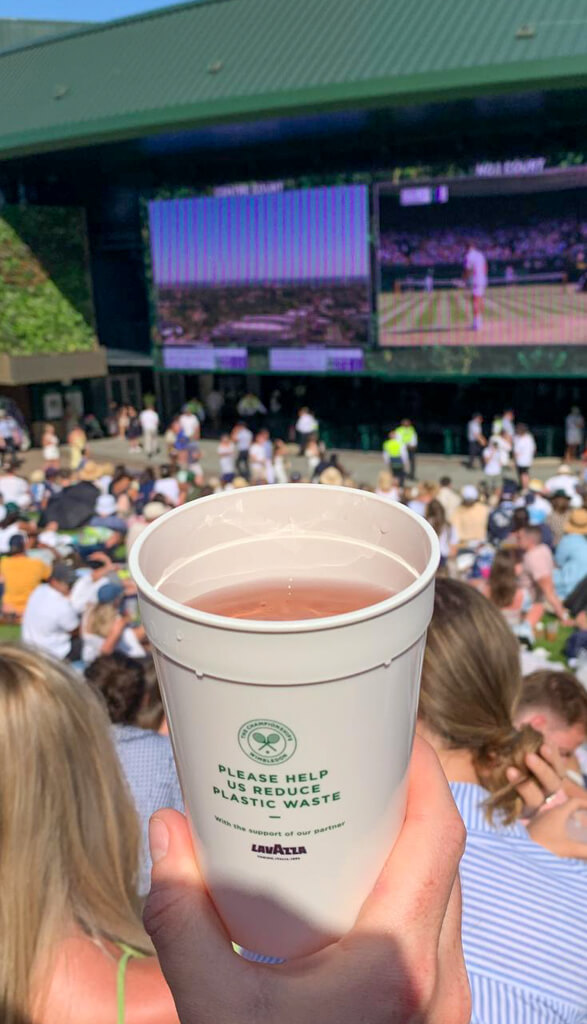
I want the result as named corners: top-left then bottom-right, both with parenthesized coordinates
top-left (0, 624), bottom-right (21, 643)
top-left (535, 620), bottom-right (572, 665)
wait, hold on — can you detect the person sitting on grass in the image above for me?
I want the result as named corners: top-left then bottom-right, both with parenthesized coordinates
top-left (81, 581), bottom-right (146, 666)
top-left (0, 533), bottom-right (50, 618)
top-left (152, 464), bottom-right (181, 507)
top-left (21, 563), bottom-right (80, 661)
top-left (452, 485), bottom-right (489, 548)
top-left (516, 526), bottom-right (571, 625)
top-left (547, 490), bottom-right (571, 548)
top-left (485, 548), bottom-right (543, 645)
top-left (426, 499), bottom-right (458, 567)
top-left (85, 652), bottom-right (183, 896)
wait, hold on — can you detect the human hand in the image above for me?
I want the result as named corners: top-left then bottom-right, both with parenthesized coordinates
top-left (527, 797), bottom-right (587, 859)
top-left (506, 743), bottom-right (566, 813)
top-left (144, 737), bottom-right (470, 1024)
top-left (506, 743), bottom-right (584, 809)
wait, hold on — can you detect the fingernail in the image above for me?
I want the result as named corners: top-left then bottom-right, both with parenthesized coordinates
top-left (542, 744), bottom-right (552, 757)
top-left (149, 817), bottom-right (169, 864)
top-left (506, 767), bottom-right (521, 781)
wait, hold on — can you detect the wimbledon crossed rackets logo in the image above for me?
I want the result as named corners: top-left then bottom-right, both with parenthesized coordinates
top-left (238, 718), bottom-right (297, 765)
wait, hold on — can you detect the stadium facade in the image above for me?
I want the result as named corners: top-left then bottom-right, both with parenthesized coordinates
top-left (0, 0), bottom-right (586, 449)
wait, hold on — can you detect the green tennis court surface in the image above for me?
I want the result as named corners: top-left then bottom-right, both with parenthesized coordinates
top-left (379, 284), bottom-right (587, 346)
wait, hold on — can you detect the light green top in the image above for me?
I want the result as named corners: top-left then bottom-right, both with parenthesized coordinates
top-left (117, 942), bottom-right (146, 1024)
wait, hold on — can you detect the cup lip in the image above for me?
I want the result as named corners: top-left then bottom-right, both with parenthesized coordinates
top-left (129, 484), bottom-right (440, 634)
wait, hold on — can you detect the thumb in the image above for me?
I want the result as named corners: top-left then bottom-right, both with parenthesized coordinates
top-left (144, 809), bottom-right (234, 991)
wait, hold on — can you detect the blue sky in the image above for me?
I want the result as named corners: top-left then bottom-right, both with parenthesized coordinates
top-left (149, 187), bottom-right (369, 286)
top-left (0, 0), bottom-right (180, 20)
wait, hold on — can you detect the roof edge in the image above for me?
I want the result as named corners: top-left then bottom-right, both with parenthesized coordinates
top-left (0, 54), bottom-right (586, 162)
top-left (0, 0), bottom-right (230, 57)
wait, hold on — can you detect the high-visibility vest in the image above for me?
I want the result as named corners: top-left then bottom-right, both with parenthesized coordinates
top-left (396, 426), bottom-right (416, 447)
top-left (383, 438), bottom-right (402, 459)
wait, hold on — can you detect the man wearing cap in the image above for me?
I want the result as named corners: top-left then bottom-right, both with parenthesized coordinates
top-left (487, 479), bottom-right (519, 546)
top-left (70, 552), bottom-right (116, 616)
top-left (523, 479), bottom-right (553, 528)
top-left (452, 485), bottom-right (489, 547)
top-left (553, 509), bottom-right (587, 622)
top-left (22, 564), bottom-right (80, 660)
top-left (0, 534), bottom-right (50, 616)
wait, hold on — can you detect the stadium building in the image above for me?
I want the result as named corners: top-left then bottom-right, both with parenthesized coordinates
top-left (0, 0), bottom-right (586, 451)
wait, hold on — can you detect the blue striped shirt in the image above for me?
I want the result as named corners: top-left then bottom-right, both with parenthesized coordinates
top-left (112, 724), bottom-right (184, 896)
top-left (451, 782), bottom-right (587, 1024)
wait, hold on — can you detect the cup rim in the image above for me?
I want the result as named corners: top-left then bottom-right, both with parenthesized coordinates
top-left (129, 484), bottom-right (440, 634)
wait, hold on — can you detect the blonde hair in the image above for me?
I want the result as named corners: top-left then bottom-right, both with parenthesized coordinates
top-left (419, 480), bottom-right (439, 501)
top-left (85, 601), bottom-right (118, 638)
top-left (420, 579), bottom-right (542, 824)
top-left (0, 645), bottom-right (150, 1024)
top-left (376, 469), bottom-right (394, 493)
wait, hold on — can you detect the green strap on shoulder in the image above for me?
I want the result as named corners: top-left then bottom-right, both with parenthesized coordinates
top-left (116, 942), bottom-right (147, 1024)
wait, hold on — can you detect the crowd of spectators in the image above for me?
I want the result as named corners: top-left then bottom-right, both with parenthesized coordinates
top-left (378, 216), bottom-right (587, 268)
top-left (1, 397), bottom-right (587, 1023)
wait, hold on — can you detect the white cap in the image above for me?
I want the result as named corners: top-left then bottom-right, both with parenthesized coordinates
top-left (38, 530), bottom-right (59, 549)
top-left (461, 484), bottom-right (479, 502)
top-left (95, 493), bottom-right (117, 517)
top-left (143, 501), bottom-right (168, 522)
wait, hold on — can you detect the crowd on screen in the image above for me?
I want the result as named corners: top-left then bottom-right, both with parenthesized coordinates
top-left (1, 394), bottom-right (587, 1023)
top-left (378, 216), bottom-right (587, 267)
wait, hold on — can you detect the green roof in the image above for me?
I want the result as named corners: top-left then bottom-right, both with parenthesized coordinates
top-left (0, 0), bottom-right (586, 160)
top-left (0, 18), bottom-right (89, 54)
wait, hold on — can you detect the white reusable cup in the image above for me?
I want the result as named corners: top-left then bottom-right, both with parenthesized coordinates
top-left (130, 484), bottom-right (439, 960)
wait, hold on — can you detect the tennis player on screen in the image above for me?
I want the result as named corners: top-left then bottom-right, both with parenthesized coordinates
top-left (464, 241), bottom-right (488, 330)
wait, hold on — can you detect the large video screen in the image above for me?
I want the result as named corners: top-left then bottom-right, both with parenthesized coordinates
top-left (148, 185), bottom-right (370, 350)
top-left (376, 167), bottom-right (587, 347)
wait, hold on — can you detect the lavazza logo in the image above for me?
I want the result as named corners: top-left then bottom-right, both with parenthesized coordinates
top-left (252, 842), bottom-right (307, 857)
